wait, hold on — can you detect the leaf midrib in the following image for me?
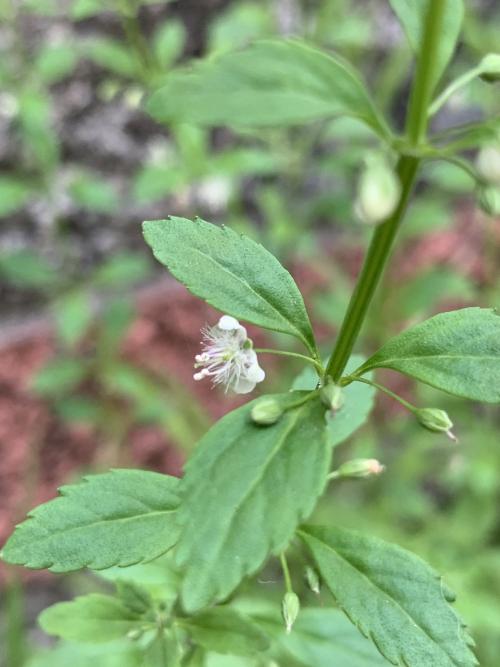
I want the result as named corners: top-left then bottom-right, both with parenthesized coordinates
top-left (361, 352), bottom-right (500, 373)
top-left (301, 531), bottom-right (465, 667)
top-left (18, 508), bottom-right (177, 547)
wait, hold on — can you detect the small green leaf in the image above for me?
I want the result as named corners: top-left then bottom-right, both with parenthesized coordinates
top-left (143, 217), bottom-right (317, 356)
top-left (26, 641), bottom-right (142, 667)
top-left (39, 594), bottom-right (142, 643)
top-left (292, 355), bottom-right (375, 446)
top-left (70, 173), bottom-right (119, 213)
top-left (35, 44), bottom-right (78, 83)
top-left (1, 470), bottom-right (181, 571)
top-left (53, 290), bottom-right (93, 347)
top-left (85, 38), bottom-right (139, 79)
top-left (153, 20), bottom-right (186, 69)
top-left (181, 608), bottom-right (270, 656)
top-left (299, 526), bottom-right (477, 667)
top-left (147, 39), bottom-right (389, 138)
top-left (176, 394), bottom-right (330, 612)
top-left (98, 552), bottom-right (180, 601)
top-left (0, 178), bottom-right (32, 216)
top-left (0, 249), bottom-right (55, 288)
top-left (256, 608), bottom-right (387, 667)
top-left (389, 0), bottom-right (464, 88)
top-left (32, 358), bottom-right (88, 397)
top-left (93, 253), bottom-right (152, 288)
top-left (353, 308), bottom-right (500, 403)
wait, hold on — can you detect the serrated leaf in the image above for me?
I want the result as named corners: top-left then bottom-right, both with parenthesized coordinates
top-left (176, 393), bottom-right (329, 612)
top-left (181, 608), bottom-right (270, 656)
top-left (147, 39), bottom-right (389, 138)
top-left (98, 552), bottom-right (180, 602)
top-left (256, 608), bottom-right (387, 667)
top-left (299, 525), bottom-right (477, 667)
top-left (1, 470), bottom-right (181, 571)
top-left (143, 217), bottom-right (317, 356)
top-left (292, 355), bottom-right (375, 447)
top-left (389, 0), bottom-right (464, 89)
top-left (39, 594), bottom-right (142, 643)
top-left (353, 308), bottom-right (500, 403)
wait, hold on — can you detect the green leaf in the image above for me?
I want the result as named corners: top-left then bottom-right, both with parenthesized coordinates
top-left (299, 526), bottom-right (477, 667)
top-left (147, 39), bottom-right (389, 138)
top-left (93, 252), bottom-right (152, 288)
top-left (85, 38), bottom-right (139, 79)
top-left (0, 177), bottom-right (32, 216)
top-left (98, 552), bottom-right (180, 601)
top-left (153, 20), bottom-right (186, 69)
top-left (389, 0), bottom-right (464, 88)
top-left (39, 594), bottom-right (142, 643)
top-left (27, 641), bottom-right (142, 667)
top-left (0, 249), bottom-right (55, 288)
top-left (257, 608), bottom-right (387, 667)
top-left (176, 394), bottom-right (329, 612)
top-left (143, 217), bottom-right (317, 356)
top-left (70, 173), bottom-right (119, 213)
top-left (35, 44), bottom-right (78, 83)
top-left (292, 355), bottom-right (375, 446)
top-left (32, 358), bottom-right (88, 397)
top-left (53, 290), bottom-right (93, 347)
top-left (353, 308), bottom-right (500, 403)
top-left (181, 608), bottom-right (270, 656)
top-left (1, 470), bottom-right (181, 571)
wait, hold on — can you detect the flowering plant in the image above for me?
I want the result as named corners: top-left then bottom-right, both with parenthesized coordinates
top-left (2, 2), bottom-right (500, 666)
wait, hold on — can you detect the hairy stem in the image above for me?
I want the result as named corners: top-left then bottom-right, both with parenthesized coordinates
top-left (325, 0), bottom-right (446, 382)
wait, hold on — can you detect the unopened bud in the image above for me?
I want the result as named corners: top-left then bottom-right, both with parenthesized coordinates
top-left (305, 566), bottom-right (320, 594)
top-left (281, 592), bottom-right (300, 634)
top-left (355, 155), bottom-right (401, 225)
top-left (476, 144), bottom-right (500, 186)
top-left (251, 398), bottom-right (283, 425)
top-left (336, 458), bottom-right (385, 479)
top-left (416, 408), bottom-right (456, 441)
top-left (478, 53), bottom-right (500, 83)
top-left (477, 184), bottom-right (500, 216)
top-left (321, 383), bottom-right (344, 412)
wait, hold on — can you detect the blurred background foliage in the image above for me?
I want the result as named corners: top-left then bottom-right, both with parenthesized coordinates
top-left (0, 0), bottom-right (499, 665)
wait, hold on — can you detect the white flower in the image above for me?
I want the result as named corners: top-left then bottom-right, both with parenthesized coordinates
top-left (193, 315), bottom-right (265, 394)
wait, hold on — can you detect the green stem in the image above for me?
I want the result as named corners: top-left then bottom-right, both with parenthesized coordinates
top-left (324, 156), bottom-right (419, 381)
top-left (280, 552), bottom-right (293, 594)
top-left (325, 0), bottom-right (447, 382)
top-left (343, 375), bottom-right (417, 412)
top-left (428, 66), bottom-right (482, 118)
top-left (405, 0), bottom-right (448, 145)
top-left (255, 348), bottom-right (324, 374)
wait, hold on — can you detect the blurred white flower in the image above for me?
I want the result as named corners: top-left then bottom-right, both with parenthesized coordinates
top-left (193, 315), bottom-right (265, 394)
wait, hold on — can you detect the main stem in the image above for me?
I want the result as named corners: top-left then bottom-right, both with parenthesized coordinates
top-left (325, 0), bottom-right (446, 382)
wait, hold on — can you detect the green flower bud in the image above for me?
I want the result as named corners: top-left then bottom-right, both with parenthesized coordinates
top-left (281, 591), bottom-right (300, 634)
top-left (336, 458), bottom-right (385, 479)
top-left (355, 155), bottom-right (401, 225)
top-left (126, 628), bottom-right (144, 641)
top-left (476, 144), bottom-right (500, 186)
top-left (305, 566), bottom-right (320, 594)
top-left (415, 408), bottom-right (456, 441)
top-left (477, 183), bottom-right (500, 216)
top-left (478, 53), bottom-right (500, 83)
top-left (320, 382), bottom-right (345, 412)
top-left (251, 398), bottom-right (283, 425)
